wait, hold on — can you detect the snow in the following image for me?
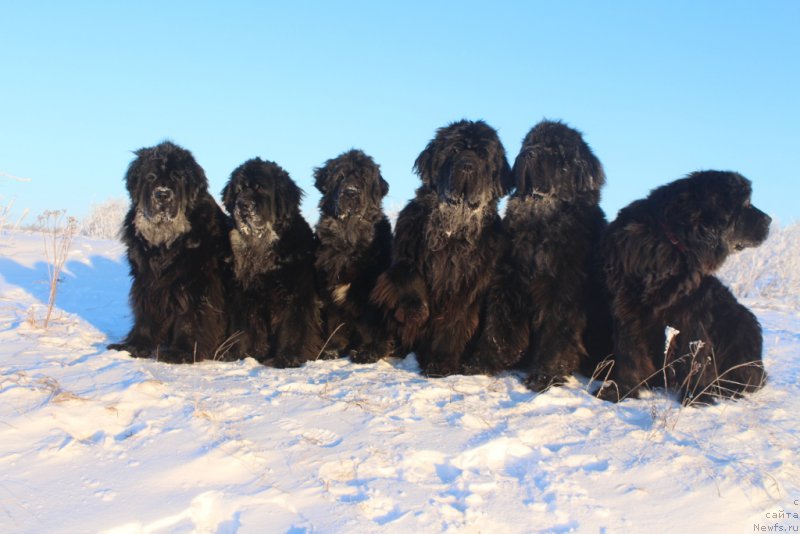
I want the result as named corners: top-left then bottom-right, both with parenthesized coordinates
top-left (1, 230), bottom-right (799, 533)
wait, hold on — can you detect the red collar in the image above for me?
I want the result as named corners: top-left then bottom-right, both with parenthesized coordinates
top-left (660, 221), bottom-right (687, 254)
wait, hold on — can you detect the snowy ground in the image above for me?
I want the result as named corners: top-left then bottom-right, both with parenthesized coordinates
top-left (1, 230), bottom-right (799, 534)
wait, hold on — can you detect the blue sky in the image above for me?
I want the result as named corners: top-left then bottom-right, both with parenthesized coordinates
top-left (2, 1), bottom-right (798, 224)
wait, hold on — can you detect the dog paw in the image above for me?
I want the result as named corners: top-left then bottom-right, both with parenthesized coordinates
top-left (272, 355), bottom-right (308, 368)
top-left (524, 371), bottom-right (567, 392)
top-left (460, 365), bottom-right (490, 376)
top-left (154, 348), bottom-right (195, 364)
top-left (423, 360), bottom-right (460, 378)
top-left (462, 343), bottom-right (518, 376)
top-left (395, 298), bottom-right (429, 326)
top-left (318, 349), bottom-right (342, 361)
top-left (594, 382), bottom-right (625, 403)
top-left (349, 349), bottom-right (382, 364)
top-left (107, 343), bottom-right (150, 359)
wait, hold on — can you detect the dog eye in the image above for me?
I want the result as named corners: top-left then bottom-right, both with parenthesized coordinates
top-left (345, 186), bottom-right (359, 193)
top-left (145, 173), bottom-right (157, 182)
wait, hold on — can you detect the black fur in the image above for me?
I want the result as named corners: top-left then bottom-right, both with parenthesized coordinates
top-left (222, 158), bottom-right (324, 367)
top-left (599, 171), bottom-right (771, 403)
top-left (469, 120), bottom-right (613, 386)
top-left (372, 120), bottom-right (512, 376)
top-left (314, 149), bottom-right (393, 364)
top-left (108, 141), bottom-right (231, 363)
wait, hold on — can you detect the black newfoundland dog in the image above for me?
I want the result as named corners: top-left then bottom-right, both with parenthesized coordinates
top-left (372, 119), bottom-right (512, 376)
top-left (222, 158), bottom-right (324, 367)
top-left (599, 171), bottom-right (771, 403)
top-left (108, 141), bottom-right (231, 363)
top-left (314, 149), bottom-right (394, 364)
top-left (469, 120), bottom-right (613, 387)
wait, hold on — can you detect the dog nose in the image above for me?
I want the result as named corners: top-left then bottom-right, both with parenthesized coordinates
top-left (455, 152), bottom-right (478, 173)
top-left (154, 187), bottom-right (173, 202)
top-left (236, 196), bottom-right (255, 213)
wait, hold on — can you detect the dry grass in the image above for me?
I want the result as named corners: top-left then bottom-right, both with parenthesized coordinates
top-left (315, 322), bottom-right (346, 360)
top-left (719, 221), bottom-right (800, 307)
top-left (0, 197), bottom-right (29, 237)
top-left (79, 197), bottom-right (128, 240)
top-left (38, 210), bottom-right (78, 329)
top-left (592, 333), bottom-right (767, 432)
top-left (213, 331), bottom-right (245, 362)
top-left (1, 372), bottom-right (86, 408)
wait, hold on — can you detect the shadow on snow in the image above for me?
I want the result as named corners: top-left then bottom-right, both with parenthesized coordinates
top-left (0, 254), bottom-right (131, 342)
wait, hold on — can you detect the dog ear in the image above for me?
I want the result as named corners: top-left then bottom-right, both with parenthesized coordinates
top-left (483, 139), bottom-right (514, 198)
top-left (366, 171), bottom-right (389, 208)
top-left (275, 172), bottom-right (303, 219)
top-left (166, 144), bottom-right (207, 207)
top-left (713, 172), bottom-right (750, 216)
top-left (511, 151), bottom-right (532, 196)
top-left (124, 148), bottom-right (153, 196)
top-left (497, 152), bottom-right (514, 196)
top-left (313, 164), bottom-right (329, 194)
top-left (220, 179), bottom-right (233, 213)
top-left (355, 150), bottom-right (387, 200)
top-left (124, 159), bottom-right (142, 196)
top-left (185, 160), bottom-right (207, 206)
top-left (572, 142), bottom-right (605, 196)
top-left (379, 175), bottom-right (389, 197)
top-left (413, 138), bottom-right (439, 188)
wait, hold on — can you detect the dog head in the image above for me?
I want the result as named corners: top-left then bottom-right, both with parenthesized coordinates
top-left (222, 158), bottom-right (302, 239)
top-left (125, 141), bottom-right (207, 246)
top-left (414, 120), bottom-right (512, 207)
top-left (512, 120), bottom-right (605, 204)
top-left (656, 170), bottom-right (771, 259)
top-left (126, 141), bottom-right (207, 221)
top-left (314, 149), bottom-right (388, 221)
